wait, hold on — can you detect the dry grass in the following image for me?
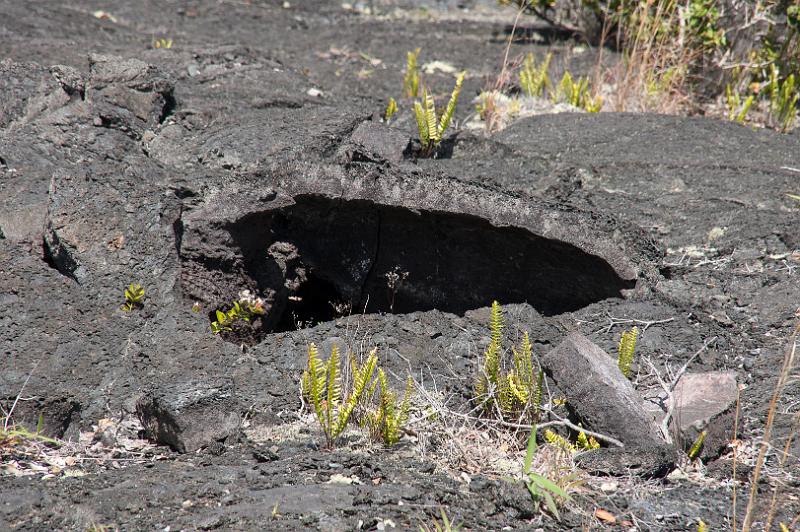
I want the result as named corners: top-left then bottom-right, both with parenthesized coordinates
top-left (596, 0), bottom-right (698, 114)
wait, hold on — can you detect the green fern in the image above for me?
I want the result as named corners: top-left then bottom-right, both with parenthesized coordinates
top-left (121, 283), bottom-right (145, 312)
top-left (725, 83), bottom-right (753, 124)
top-left (475, 300), bottom-right (504, 405)
top-left (617, 326), bottom-right (638, 378)
top-left (403, 48), bottom-right (421, 98)
top-left (384, 97), bottom-right (398, 121)
top-left (768, 65), bottom-right (799, 132)
top-left (413, 71), bottom-right (466, 156)
top-left (302, 344), bottom-right (378, 448)
top-left (553, 71), bottom-right (602, 113)
top-left (519, 52), bottom-right (551, 97)
top-left (365, 370), bottom-right (414, 446)
top-left (475, 302), bottom-right (543, 421)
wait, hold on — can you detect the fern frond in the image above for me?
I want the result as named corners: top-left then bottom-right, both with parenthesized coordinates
top-left (544, 429), bottom-right (576, 453)
top-left (519, 52), bottom-right (551, 97)
top-left (534, 368), bottom-right (544, 413)
top-left (437, 70), bottom-right (465, 138)
top-left (385, 97), bottom-right (398, 121)
top-left (423, 90), bottom-right (438, 143)
top-left (513, 332), bottom-right (534, 390)
top-left (413, 100), bottom-right (429, 145)
top-left (617, 326), bottom-right (638, 378)
top-left (306, 344), bottom-right (326, 421)
top-left (403, 48), bottom-right (421, 98)
top-left (688, 430), bottom-right (707, 460)
top-left (325, 345), bottom-right (341, 440)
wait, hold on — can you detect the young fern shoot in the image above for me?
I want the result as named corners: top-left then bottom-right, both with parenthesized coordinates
top-left (413, 70), bottom-right (466, 157)
top-left (617, 326), bottom-right (638, 378)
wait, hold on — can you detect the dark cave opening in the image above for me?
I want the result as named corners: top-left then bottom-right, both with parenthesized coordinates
top-left (202, 194), bottom-right (637, 334)
top-left (274, 271), bottom-right (345, 332)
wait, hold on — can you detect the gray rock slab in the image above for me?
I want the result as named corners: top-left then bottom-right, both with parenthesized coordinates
top-left (542, 331), bottom-right (664, 446)
top-left (136, 379), bottom-right (240, 453)
top-left (575, 444), bottom-right (677, 478)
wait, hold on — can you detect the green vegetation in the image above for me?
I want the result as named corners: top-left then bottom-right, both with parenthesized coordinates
top-left (302, 344), bottom-right (414, 448)
top-left (519, 52), bottom-right (551, 97)
top-left (1, 414), bottom-right (60, 448)
top-left (726, 84), bottom-right (754, 124)
top-left (413, 71), bottom-right (466, 156)
top-left (210, 291), bottom-right (265, 334)
top-left (499, 0), bottom-right (800, 131)
top-left (419, 509), bottom-right (462, 532)
top-left (121, 283), bottom-right (145, 312)
top-left (552, 71), bottom-right (602, 112)
top-left (520, 430), bottom-right (572, 520)
top-left (384, 97), bottom-right (398, 121)
top-left (403, 48), bottom-right (421, 98)
top-left (302, 344), bottom-right (378, 448)
top-left (152, 37), bottom-right (173, 49)
top-left (687, 429), bottom-right (706, 460)
top-left (364, 370), bottom-right (414, 446)
top-left (617, 326), bottom-right (638, 379)
top-left (543, 428), bottom-right (599, 453)
top-left (475, 301), bottom-right (544, 422)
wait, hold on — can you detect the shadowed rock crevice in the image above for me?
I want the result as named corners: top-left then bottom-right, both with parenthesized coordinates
top-left (185, 194), bottom-right (636, 334)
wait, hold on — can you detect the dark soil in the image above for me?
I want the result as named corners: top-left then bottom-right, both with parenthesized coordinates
top-left (1, 1), bottom-right (799, 530)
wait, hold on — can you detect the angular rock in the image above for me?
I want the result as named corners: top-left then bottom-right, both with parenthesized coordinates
top-left (136, 379), bottom-right (240, 453)
top-left (542, 332), bottom-right (664, 446)
top-left (575, 444), bottom-right (677, 478)
top-left (339, 121), bottom-right (411, 163)
top-left (671, 371), bottom-right (738, 460)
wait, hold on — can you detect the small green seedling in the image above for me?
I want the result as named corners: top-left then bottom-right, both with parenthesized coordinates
top-left (121, 283), bottom-right (145, 312)
top-left (413, 71), bottom-right (466, 157)
top-left (688, 429), bottom-right (707, 460)
top-left (384, 97), bottom-right (398, 121)
top-left (153, 37), bottom-right (173, 49)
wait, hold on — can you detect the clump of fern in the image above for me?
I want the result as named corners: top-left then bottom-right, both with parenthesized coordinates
top-left (302, 344), bottom-right (378, 448)
top-left (211, 290), bottom-right (265, 334)
top-left (413, 71), bottom-right (466, 157)
top-left (121, 283), bottom-right (145, 312)
top-left (553, 71), bottom-right (603, 113)
top-left (475, 301), bottom-right (544, 422)
top-left (363, 370), bottom-right (414, 446)
top-left (617, 326), bottom-right (638, 378)
top-left (519, 52), bottom-right (552, 97)
top-left (544, 428), bottom-right (599, 453)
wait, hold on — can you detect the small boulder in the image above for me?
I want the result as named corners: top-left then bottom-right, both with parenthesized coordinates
top-left (541, 331), bottom-right (664, 446)
top-left (136, 378), bottom-right (240, 453)
top-left (670, 371), bottom-right (738, 460)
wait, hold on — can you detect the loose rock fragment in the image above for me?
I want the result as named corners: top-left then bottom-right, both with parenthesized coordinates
top-left (542, 332), bottom-right (664, 446)
top-left (670, 371), bottom-right (738, 460)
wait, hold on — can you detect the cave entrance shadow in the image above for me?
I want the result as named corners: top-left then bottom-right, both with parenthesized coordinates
top-left (228, 194), bottom-right (635, 332)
